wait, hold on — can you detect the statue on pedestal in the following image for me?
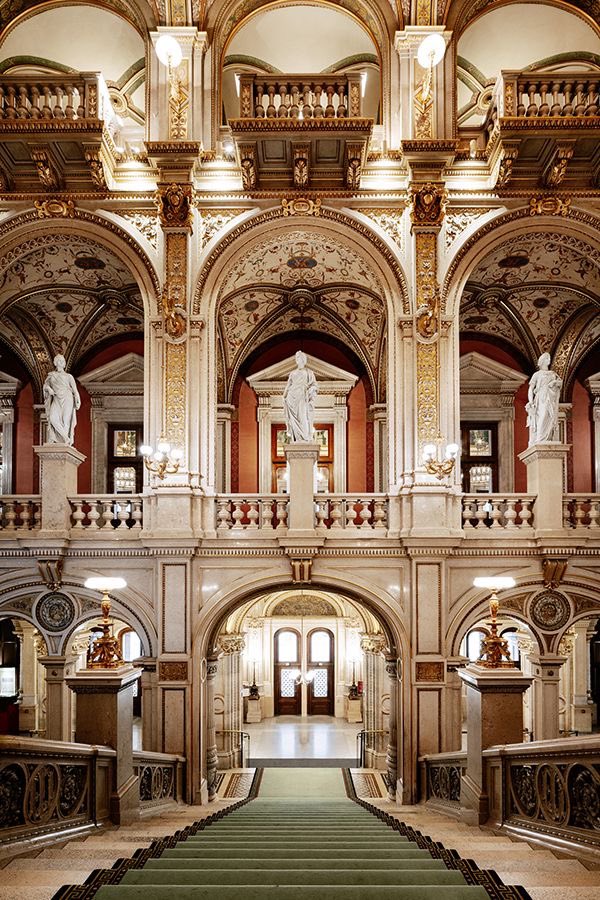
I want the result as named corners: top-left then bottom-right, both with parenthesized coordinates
top-left (283, 351), bottom-right (318, 442)
top-left (526, 352), bottom-right (562, 445)
top-left (43, 354), bottom-right (81, 446)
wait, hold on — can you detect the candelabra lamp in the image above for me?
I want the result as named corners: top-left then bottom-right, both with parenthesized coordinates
top-left (140, 437), bottom-right (183, 479)
top-left (423, 439), bottom-right (459, 480)
top-left (414, 33), bottom-right (447, 139)
top-left (249, 661), bottom-right (260, 699)
top-left (84, 577), bottom-right (127, 669)
top-left (473, 576), bottom-right (516, 669)
top-left (155, 34), bottom-right (186, 141)
top-left (348, 659), bottom-right (360, 700)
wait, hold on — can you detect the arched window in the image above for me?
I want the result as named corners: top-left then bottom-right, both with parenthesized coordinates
top-left (275, 628), bottom-right (299, 663)
top-left (309, 629), bottom-right (331, 663)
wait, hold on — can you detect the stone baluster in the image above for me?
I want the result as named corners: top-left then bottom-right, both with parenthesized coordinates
top-left (65, 85), bottom-right (76, 119)
top-left (313, 84), bottom-right (324, 117)
top-left (329, 499), bottom-right (342, 528)
top-left (587, 81), bottom-right (598, 115)
top-left (266, 84), bottom-right (276, 117)
top-left (474, 498), bottom-right (487, 529)
top-left (33, 502), bottom-right (41, 530)
top-left (489, 499), bottom-right (502, 527)
top-left (302, 83), bottom-right (312, 118)
top-left (87, 499), bottom-right (101, 529)
top-left (216, 498), bottom-right (232, 532)
top-left (516, 83), bottom-right (526, 116)
top-left (574, 498), bottom-right (586, 529)
top-left (71, 499), bottom-right (85, 529)
top-left (19, 501), bottom-right (31, 530)
top-left (29, 85), bottom-right (41, 118)
top-left (550, 81), bottom-right (561, 116)
top-left (5, 86), bottom-right (17, 118)
top-left (589, 499), bottom-right (600, 528)
top-left (373, 498), bottom-right (387, 531)
top-left (290, 84), bottom-right (300, 118)
top-left (573, 81), bottom-right (586, 115)
top-left (519, 498), bottom-right (533, 528)
top-left (325, 84), bottom-right (335, 117)
top-left (255, 84), bottom-right (264, 117)
top-left (131, 498), bottom-right (143, 530)
top-left (4, 499), bottom-right (16, 530)
top-left (53, 86), bottom-right (65, 118)
top-left (17, 86), bottom-right (29, 118)
top-left (562, 498), bottom-right (571, 528)
top-left (462, 498), bottom-right (474, 529)
top-left (526, 83), bottom-right (538, 116)
top-left (278, 84), bottom-right (289, 117)
top-left (337, 84), bottom-right (347, 117)
top-left (385, 656), bottom-right (399, 801)
top-left (358, 499), bottom-right (372, 528)
top-left (538, 82), bottom-right (550, 116)
top-left (101, 499), bottom-right (114, 529)
top-left (117, 500), bottom-right (129, 528)
top-left (276, 498), bottom-right (288, 532)
top-left (40, 86), bottom-right (52, 118)
top-left (563, 81), bottom-right (574, 115)
top-left (262, 499), bottom-right (274, 531)
top-left (206, 656), bottom-right (220, 801)
top-left (76, 83), bottom-right (85, 118)
top-left (504, 498), bottom-right (517, 527)
top-left (247, 499), bottom-right (259, 529)
top-left (345, 499), bottom-right (357, 529)
top-left (231, 499), bottom-right (244, 531)
top-left (316, 499), bottom-right (327, 531)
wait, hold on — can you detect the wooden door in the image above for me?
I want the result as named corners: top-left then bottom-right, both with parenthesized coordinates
top-left (274, 628), bottom-right (301, 715)
top-left (307, 629), bottom-right (334, 716)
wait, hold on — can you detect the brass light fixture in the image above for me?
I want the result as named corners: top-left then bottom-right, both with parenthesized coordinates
top-left (155, 34), bottom-right (186, 141)
top-left (84, 577), bottom-right (127, 669)
top-left (414, 33), bottom-right (447, 139)
top-left (140, 437), bottom-right (183, 479)
top-left (473, 576), bottom-right (516, 669)
top-left (423, 438), bottom-right (459, 480)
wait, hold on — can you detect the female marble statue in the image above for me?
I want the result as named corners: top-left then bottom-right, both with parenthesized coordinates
top-left (526, 352), bottom-right (562, 445)
top-left (43, 354), bottom-right (81, 445)
top-left (283, 351), bottom-right (318, 442)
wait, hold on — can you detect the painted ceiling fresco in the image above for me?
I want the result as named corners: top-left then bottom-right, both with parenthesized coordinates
top-left (462, 232), bottom-right (600, 379)
top-left (217, 230), bottom-right (386, 401)
top-left (0, 235), bottom-right (142, 391)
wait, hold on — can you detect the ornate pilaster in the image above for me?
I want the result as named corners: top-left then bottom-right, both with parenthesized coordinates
top-left (394, 28), bottom-right (452, 141)
top-left (529, 654), bottom-right (568, 741)
top-left (206, 655), bottom-right (220, 801)
top-left (217, 634), bottom-right (245, 767)
top-left (385, 655), bottom-right (399, 801)
top-left (360, 634), bottom-right (387, 767)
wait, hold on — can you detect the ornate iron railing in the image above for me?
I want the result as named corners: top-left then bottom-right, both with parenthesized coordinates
top-left (499, 739), bottom-right (600, 846)
top-left (0, 737), bottom-right (115, 843)
top-left (133, 751), bottom-right (185, 809)
top-left (420, 751), bottom-right (466, 810)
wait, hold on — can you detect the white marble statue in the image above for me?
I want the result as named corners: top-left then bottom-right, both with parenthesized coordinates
top-left (283, 351), bottom-right (318, 442)
top-left (526, 352), bottom-right (562, 445)
top-left (43, 354), bottom-right (81, 446)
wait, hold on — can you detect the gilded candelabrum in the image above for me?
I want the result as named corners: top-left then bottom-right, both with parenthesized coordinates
top-left (423, 439), bottom-right (459, 480)
top-left (473, 576), bottom-right (517, 669)
top-left (84, 577), bottom-right (127, 669)
top-left (140, 437), bottom-right (183, 480)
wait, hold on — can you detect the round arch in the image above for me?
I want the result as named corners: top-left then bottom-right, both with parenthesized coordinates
top-left (206, 0), bottom-right (400, 147)
top-left (0, 0), bottom-right (158, 43)
top-left (192, 203), bottom-right (409, 491)
top-left (443, 0), bottom-right (600, 39)
top-left (447, 584), bottom-right (546, 659)
top-left (188, 572), bottom-right (412, 805)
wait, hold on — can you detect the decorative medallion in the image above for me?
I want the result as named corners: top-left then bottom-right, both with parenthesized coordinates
top-left (281, 197), bottom-right (321, 217)
top-left (529, 591), bottom-right (571, 631)
top-left (35, 592), bottom-right (76, 632)
top-left (34, 199), bottom-right (75, 219)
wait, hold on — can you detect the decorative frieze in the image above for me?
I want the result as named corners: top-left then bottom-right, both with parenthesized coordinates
top-left (159, 661), bottom-right (188, 681)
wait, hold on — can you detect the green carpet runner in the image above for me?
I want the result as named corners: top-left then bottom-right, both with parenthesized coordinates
top-left (53, 769), bottom-right (531, 900)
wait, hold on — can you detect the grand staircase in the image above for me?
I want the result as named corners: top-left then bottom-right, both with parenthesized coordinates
top-left (47, 770), bottom-right (531, 900)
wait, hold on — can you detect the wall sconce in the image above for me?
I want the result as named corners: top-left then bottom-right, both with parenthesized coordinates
top-left (155, 34), bottom-right (186, 140)
top-left (473, 576), bottom-right (516, 669)
top-left (84, 576), bottom-right (127, 669)
top-left (423, 439), bottom-right (459, 480)
top-left (140, 437), bottom-right (183, 480)
top-left (414, 32), bottom-right (446, 139)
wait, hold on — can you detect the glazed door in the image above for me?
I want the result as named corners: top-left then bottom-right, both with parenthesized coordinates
top-left (274, 628), bottom-right (301, 715)
top-left (307, 629), bottom-right (334, 716)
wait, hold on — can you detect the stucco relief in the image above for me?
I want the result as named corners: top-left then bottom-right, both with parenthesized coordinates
top-left (219, 230), bottom-right (383, 297)
top-left (460, 294), bottom-right (530, 358)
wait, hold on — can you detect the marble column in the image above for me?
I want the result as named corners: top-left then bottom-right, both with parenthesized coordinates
top-left (571, 621), bottom-right (593, 732)
top-left (217, 634), bottom-right (245, 768)
top-left (385, 655), bottom-right (399, 801)
top-left (360, 634), bottom-right (386, 767)
top-left (38, 655), bottom-right (76, 741)
top-left (444, 660), bottom-right (466, 751)
top-left (137, 657), bottom-right (158, 751)
top-left (15, 622), bottom-right (39, 735)
top-left (529, 654), bottom-right (567, 741)
top-left (206, 655), bottom-right (220, 801)
top-left (67, 665), bottom-right (141, 825)
top-left (459, 665), bottom-right (532, 825)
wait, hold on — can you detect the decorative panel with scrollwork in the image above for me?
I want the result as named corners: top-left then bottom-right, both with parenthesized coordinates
top-left (0, 758), bottom-right (90, 840)
top-left (507, 757), bottom-right (600, 845)
top-left (425, 759), bottom-right (464, 807)
top-left (136, 763), bottom-right (176, 808)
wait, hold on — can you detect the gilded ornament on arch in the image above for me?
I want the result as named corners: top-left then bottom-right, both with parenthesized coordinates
top-left (410, 183), bottom-right (447, 226)
top-left (496, 147), bottom-right (519, 189)
top-left (417, 341), bottom-right (439, 442)
top-left (281, 197), bottom-right (321, 217)
top-left (31, 147), bottom-right (62, 191)
top-left (529, 590), bottom-right (571, 631)
top-left (529, 196), bottom-right (571, 217)
top-left (362, 209), bottom-right (403, 248)
top-left (444, 209), bottom-right (489, 249)
top-left (199, 209), bottom-right (246, 246)
top-left (34, 199), bottom-right (75, 219)
top-left (117, 211), bottom-right (159, 249)
top-left (84, 150), bottom-right (107, 191)
top-left (156, 183), bottom-right (193, 229)
top-left (165, 341), bottom-right (186, 448)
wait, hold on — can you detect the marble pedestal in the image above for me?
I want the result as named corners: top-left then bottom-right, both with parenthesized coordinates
top-left (459, 664), bottom-right (532, 825)
top-left (284, 441), bottom-right (319, 538)
top-left (346, 697), bottom-right (362, 723)
top-left (246, 697), bottom-right (262, 723)
top-left (34, 444), bottom-right (85, 536)
top-left (67, 665), bottom-right (141, 825)
top-left (518, 443), bottom-right (570, 535)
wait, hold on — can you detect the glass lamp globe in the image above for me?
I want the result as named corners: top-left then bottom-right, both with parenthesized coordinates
top-left (155, 34), bottom-right (183, 69)
top-left (417, 33), bottom-right (446, 68)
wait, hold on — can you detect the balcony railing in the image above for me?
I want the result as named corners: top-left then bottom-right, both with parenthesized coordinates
top-left (69, 495), bottom-right (143, 531)
top-left (462, 494), bottom-right (535, 530)
top-left (214, 494), bottom-right (389, 534)
top-left (563, 494), bottom-right (600, 529)
top-left (316, 495), bottom-right (388, 531)
top-left (238, 73), bottom-right (363, 119)
top-left (419, 750), bottom-right (467, 812)
top-left (484, 69), bottom-right (600, 140)
top-left (0, 496), bottom-right (41, 531)
top-left (216, 495), bottom-right (288, 532)
top-left (133, 750), bottom-right (185, 810)
top-left (0, 72), bottom-right (114, 123)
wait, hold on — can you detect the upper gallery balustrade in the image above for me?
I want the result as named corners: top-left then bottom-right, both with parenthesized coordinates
top-left (465, 69), bottom-right (600, 190)
top-left (0, 72), bottom-right (137, 192)
top-left (229, 71), bottom-right (372, 191)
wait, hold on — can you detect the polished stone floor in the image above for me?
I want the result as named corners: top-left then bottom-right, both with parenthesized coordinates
top-left (245, 715), bottom-right (362, 765)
